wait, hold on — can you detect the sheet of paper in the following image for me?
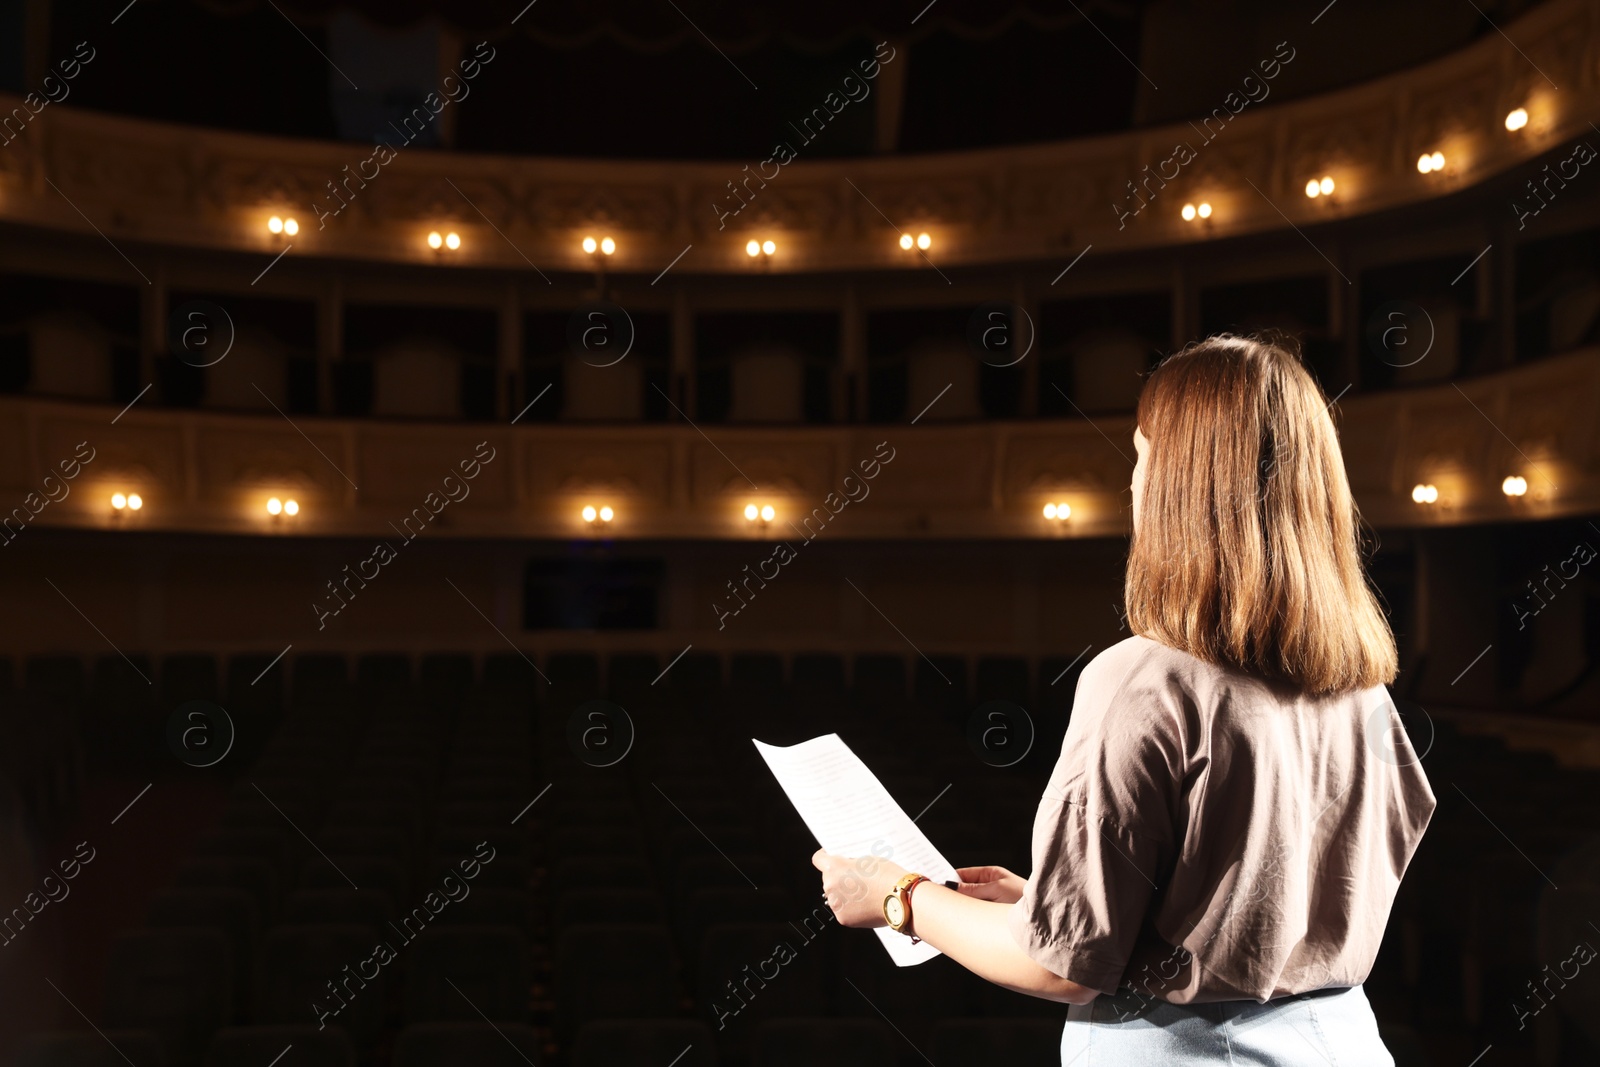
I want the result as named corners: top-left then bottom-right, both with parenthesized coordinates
top-left (753, 732), bottom-right (958, 966)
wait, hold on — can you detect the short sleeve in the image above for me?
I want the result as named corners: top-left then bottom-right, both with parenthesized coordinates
top-left (1006, 645), bottom-right (1182, 993)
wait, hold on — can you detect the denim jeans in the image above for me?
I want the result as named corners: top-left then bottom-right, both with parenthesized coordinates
top-left (1061, 985), bottom-right (1394, 1066)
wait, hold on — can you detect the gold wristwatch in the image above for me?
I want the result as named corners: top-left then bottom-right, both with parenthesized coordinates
top-left (883, 872), bottom-right (930, 943)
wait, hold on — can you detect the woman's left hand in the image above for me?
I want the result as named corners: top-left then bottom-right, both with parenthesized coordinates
top-left (812, 849), bottom-right (909, 928)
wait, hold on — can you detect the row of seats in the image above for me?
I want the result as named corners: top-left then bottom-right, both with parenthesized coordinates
top-left (13, 645), bottom-right (1073, 1065)
top-left (11, 647), bottom-right (1600, 1063)
top-left (18, 1017), bottom-right (1068, 1067)
top-left (1, 647), bottom-right (1089, 719)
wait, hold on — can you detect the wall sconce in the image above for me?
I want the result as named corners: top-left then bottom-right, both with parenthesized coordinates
top-left (1505, 107), bottom-right (1529, 132)
top-left (428, 230), bottom-right (462, 252)
top-left (267, 216), bottom-right (299, 237)
top-left (111, 491), bottom-right (143, 516)
top-left (744, 503), bottom-right (776, 525)
top-left (745, 239), bottom-right (776, 257)
top-left (898, 232), bottom-right (931, 251)
top-left (1410, 483), bottom-right (1439, 504)
top-left (1180, 202), bottom-right (1212, 222)
top-left (583, 235), bottom-right (616, 256)
top-left (1304, 176), bottom-right (1335, 198)
top-left (582, 504), bottom-right (614, 525)
top-left (1501, 475), bottom-right (1528, 497)
top-left (1416, 151), bottom-right (1446, 174)
top-left (266, 496), bottom-right (301, 518)
top-left (1042, 501), bottom-right (1072, 521)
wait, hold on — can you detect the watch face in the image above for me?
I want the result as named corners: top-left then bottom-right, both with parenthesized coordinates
top-left (885, 895), bottom-right (905, 927)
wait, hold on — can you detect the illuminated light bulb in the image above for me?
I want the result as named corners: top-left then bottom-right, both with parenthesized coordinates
top-left (762, 239), bottom-right (776, 255)
top-left (428, 231), bottom-right (443, 249)
top-left (1320, 177), bottom-right (1334, 196)
top-left (111, 493), bottom-right (127, 510)
top-left (127, 493), bottom-right (142, 510)
top-left (1043, 503), bottom-right (1057, 519)
top-left (1305, 179), bottom-right (1321, 198)
top-left (1056, 502), bottom-right (1072, 519)
top-left (746, 239), bottom-right (760, 257)
top-left (1197, 202), bottom-right (1212, 219)
top-left (1416, 154), bottom-right (1432, 174)
top-left (1411, 483), bottom-right (1438, 504)
top-left (582, 505), bottom-right (597, 522)
top-left (1505, 107), bottom-right (1528, 132)
top-left (1502, 475), bottom-right (1528, 497)
top-left (1181, 203), bottom-right (1197, 221)
top-left (598, 505), bottom-right (614, 522)
top-left (899, 234), bottom-right (913, 250)
top-left (1430, 151), bottom-right (1444, 170)
top-left (582, 236), bottom-right (597, 254)
top-left (267, 497), bottom-right (283, 515)
top-left (916, 232), bottom-right (931, 250)
top-left (268, 216), bottom-right (284, 234)
top-left (444, 232), bottom-right (461, 250)
top-left (600, 236), bottom-right (615, 255)
top-left (744, 503), bottom-right (759, 520)
top-left (285, 499), bottom-right (299, 516)
top-left (760, 504), bottom-right (775, 522)
top-left (284, 218), bottom-right (299, 236)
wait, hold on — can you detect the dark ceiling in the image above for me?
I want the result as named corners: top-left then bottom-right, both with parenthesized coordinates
top-left (9, 0), bottom-right (1538, 160)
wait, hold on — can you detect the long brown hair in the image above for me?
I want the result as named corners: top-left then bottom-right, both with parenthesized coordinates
top-left (1125, 334), bottom-right (1397, 695)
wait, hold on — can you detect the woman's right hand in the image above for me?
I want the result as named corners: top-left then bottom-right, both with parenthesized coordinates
top-left (954, 865), bottom-right (1027, 904)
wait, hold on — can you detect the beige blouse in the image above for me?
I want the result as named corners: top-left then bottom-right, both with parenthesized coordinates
top-left (1007, 635), bottom-right (1436, 1004)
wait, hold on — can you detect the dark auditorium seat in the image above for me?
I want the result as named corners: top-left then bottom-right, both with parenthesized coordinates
top-left (355, 652), bottom-right (412, 702)
top-left (974, 655), bottom-right (1031, 705)
top-left (838, 934), bottom-right (975, 1033)
top-left (696, 923), bottom-right (827, 1035)
top-left (546, 651), bottom-right (602, 700)
top-left (102, 929), bottom-right (233, 1065)
top-left (192, 828), bottom-right (297, 882)
top-left (927, 1018), bottom-right (1064, 1064)
top-left (729, 653), bottom-right (785, 718)
top-left (551, 855), bottom-right (656, 892)
top-left (913, 655), bottom-right (967, 728)
top-left (391, 1023), bottom-right (542, 1067)
top-left (224, 652), bottom-right (286, 736)
top-left (404, 926), bottom-right (530, 1022)
top-left (554, 924), bottom-right (683, 1031)
top-left (419, 653), bottom-right (475, 708)
top-left (291, 654), bottom-right (350, 709)
top-left (751, 1018), bottom-right (899, 1067)
top-left (571, 1019), bottom-right (720, 1067)
top-left (86, 653), bottom-right (159, 766)
top-left (282, 889), bottom-right (393, 932)
top-left (668, 651), bottom-right (724, 712)
top-left (176, 857), bottom-right (280, 931)
top-left (16, 1031), bottom-right (169, 1067)
top-left (792, 652), bottom-right (845, 693)
top-left (680, 888), bottom-right (795, 961)
top-left (203, 1026), bottom-right (357, 1067)
top-left (1036, 651), bottom-right (1087, 755)
top-left (255, 925), bottom-right (389, 1052)
top-left (850, 654), bottom-right (905, 718)
top-left (146, 889), bottom-right (260, 1001)
top-left (24, 653), bottom-right (84, 698)
top-left (606, 651), bottom-right (662, 707)
top-left (434, 886), bottom-right (531, 931)
top-left (554, 888), bottom-right (668, 929)
top-left (482, 651), bottom-right (539, 703)
top-left (298, 855), bottom-right (408, 908)
top-left (161, 653), bottom-right (220, 703)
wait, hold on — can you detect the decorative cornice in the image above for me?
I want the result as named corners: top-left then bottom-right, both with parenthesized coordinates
top-left (0, 0), bottom-right (1593, 277)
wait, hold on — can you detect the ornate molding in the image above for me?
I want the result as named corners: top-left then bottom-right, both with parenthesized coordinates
top-left (5, 348), bottom-right (1594, 540)
top-left (0, 0), bottom-right (1593, 276)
